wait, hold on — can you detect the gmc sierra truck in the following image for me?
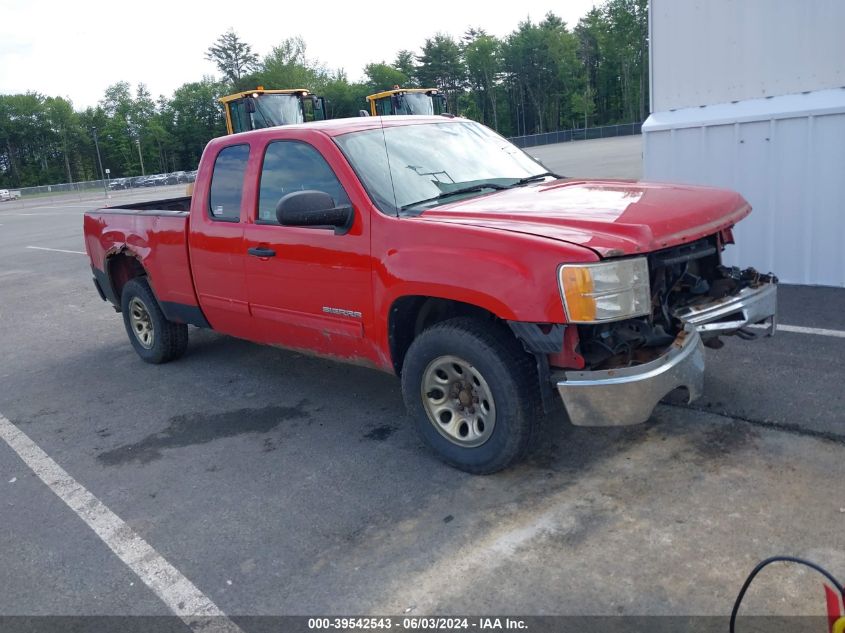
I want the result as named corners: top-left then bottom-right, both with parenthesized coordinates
top-left (84, 116), bottom-right (777, 473)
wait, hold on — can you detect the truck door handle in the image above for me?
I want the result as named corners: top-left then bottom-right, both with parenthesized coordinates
top-left (248, 246), bottom-right (276, 258)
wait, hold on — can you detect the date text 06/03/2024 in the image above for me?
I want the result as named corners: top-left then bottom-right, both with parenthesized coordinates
top-left (306, 617), bottom-right (528, 630)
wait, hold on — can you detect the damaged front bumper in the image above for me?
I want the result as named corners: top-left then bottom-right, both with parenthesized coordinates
top-left (555, 279), bottom-right (777, 427)
top-left (555, 327), bottom-right (705, 426)
top-left (673, 282), bottom-right (778, 339)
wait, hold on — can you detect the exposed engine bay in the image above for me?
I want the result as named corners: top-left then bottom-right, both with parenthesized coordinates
top-left (577, 236), bottom-right (778, 370)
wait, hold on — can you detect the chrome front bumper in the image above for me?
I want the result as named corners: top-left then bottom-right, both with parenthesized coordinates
top-left (554, 281), bottom-right (777, 427)
top-left (673, 282), bottom-right (778, 339)
top-left (556, 328), bottom-right (705, 427)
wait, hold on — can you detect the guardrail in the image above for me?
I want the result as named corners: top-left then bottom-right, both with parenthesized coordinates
top-left (509, 122), bottom-right (642, 149)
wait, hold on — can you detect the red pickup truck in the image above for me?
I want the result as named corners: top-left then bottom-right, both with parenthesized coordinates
top-left (84, 116), bottom-right (777, 473)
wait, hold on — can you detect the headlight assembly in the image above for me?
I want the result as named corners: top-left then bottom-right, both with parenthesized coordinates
top-left (559, 257), bottom-right (651, 323)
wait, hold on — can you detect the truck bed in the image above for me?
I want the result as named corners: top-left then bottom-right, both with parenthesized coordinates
top-left (83, 196), bottom-right (201, 321)
top-left (102, 196), bottom-right (192, 213)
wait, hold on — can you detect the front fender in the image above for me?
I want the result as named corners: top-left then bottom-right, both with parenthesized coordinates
top-left (375, 220), bottom-right (600, 324)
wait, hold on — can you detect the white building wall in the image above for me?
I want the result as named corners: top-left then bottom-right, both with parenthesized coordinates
top-left (650, 0), bottom-right (845, 112)
top-left (646, 0), bottom-right (845, 287)
top-left (643, 90), bottom-right (845, 286)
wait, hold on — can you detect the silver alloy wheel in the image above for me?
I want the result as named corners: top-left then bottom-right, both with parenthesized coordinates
top-left (421, 355), bottom-right (496, 448)
top-left (128, 296), bottom-right (155, 349)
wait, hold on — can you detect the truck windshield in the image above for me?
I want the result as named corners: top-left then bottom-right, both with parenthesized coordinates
top-left (251, 94), bottom-right (305, 129)
top-left (334, 120), bottom-right (548, 215)
top-left (396, 93), bottom-right (435, 115)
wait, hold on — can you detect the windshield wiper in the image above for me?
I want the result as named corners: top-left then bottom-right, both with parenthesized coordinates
top-left (509, 171), bottom-right (562, 187)
top-left (400, 183), bottom-right (508, 211)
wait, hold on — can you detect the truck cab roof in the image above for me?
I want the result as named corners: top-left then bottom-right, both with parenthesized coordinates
top-left (212, 115), bottom-right (455, 143)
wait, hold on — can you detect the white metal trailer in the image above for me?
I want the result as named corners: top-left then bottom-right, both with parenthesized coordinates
top-left (643, 0), bottom-right (845, 287)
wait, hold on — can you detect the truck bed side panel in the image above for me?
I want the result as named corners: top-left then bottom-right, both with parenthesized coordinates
top-left (83, 209), bottom-right (204, 323)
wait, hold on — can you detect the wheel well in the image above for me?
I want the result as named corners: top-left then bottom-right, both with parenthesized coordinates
top-left (388, 296), bottom-right (501, 375)
top-left (107, 252), bottom-right (146, 306)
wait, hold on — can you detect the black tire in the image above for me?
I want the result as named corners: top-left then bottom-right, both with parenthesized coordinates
top-left (401, 317), bottom-right (542, 474)
top-left (120, 277), bottom-right (188, 364)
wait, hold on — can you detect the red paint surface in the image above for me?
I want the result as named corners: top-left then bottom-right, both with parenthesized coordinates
top-left (84, 117), bottom-right (752, 373)
top-left (422, 179), bottom-right (750, 257)
top-left (825, 584), bottom-right (843, 633)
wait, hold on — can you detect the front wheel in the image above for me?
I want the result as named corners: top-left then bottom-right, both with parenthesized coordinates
top-left (401, 317), bottom-right (541, 474)
top-left (120, 278), bottom-right (188, 364)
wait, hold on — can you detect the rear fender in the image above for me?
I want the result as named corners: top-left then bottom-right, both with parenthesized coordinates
top-left (104, 248), bottom-right (147, 309)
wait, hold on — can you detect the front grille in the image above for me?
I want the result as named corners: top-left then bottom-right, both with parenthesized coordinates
top-left (647, 236), bottom-right (722, 329)
top-left (576, 236), bottom-right (723, 369)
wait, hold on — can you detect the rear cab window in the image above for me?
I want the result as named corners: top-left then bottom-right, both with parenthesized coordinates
top-left (209, 144), bottom-right (250, 222)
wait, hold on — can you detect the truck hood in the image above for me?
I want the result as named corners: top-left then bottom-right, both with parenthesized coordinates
top-left (418, 180), bottom-right (750, 257)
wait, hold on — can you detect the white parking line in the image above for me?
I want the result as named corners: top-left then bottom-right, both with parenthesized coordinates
top-left (26, 204), bottom-right (97, 209)
top-left (0, 413), bottom-right (244, 633)
top-left (25, 245), bottom-right (86, 255)
top-left (9, 213), bottom-right (78, 217)
top-left (775, 323), bottom-right (845, 339)
top-left (750, 322), bottom-right (845, 339)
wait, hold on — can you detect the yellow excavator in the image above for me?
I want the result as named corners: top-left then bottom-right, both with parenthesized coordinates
top-left (185, 88), bottom-right (328, 194)
top-left (365, 88), bottom-right (448, 116)
top-left (220, 88), bottom-right (327, 134)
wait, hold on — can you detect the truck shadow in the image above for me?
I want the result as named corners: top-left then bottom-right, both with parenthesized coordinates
top-left (34, 325), bottom-right (759, 479)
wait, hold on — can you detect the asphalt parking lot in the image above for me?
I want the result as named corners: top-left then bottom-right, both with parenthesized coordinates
top-left (1, 137), bottom-right (843, 628)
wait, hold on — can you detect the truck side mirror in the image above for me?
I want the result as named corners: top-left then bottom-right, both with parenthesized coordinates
top-left (275, 190), bottom-right (353, 235)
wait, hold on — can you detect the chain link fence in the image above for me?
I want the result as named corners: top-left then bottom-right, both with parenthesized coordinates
top-left (15, 180), bottom-right (110, 197)
top-left (0, 174), bottom-right (193, 208)
top-left (509, 122), bottom-right (642, 149)
top-left (2, 124), bottom-right (641, 205)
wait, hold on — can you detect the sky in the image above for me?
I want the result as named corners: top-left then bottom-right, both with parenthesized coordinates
top-left (0, 0), bottom-right (598, 109)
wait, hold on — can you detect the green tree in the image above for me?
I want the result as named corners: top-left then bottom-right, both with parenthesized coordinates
top-left (573, 0), bottom-right (648, 125)
top-left (570, 86), bottom-right (596, 129)
top-left (321, 71), bottom-right (371, 118)
top-left (130, 83), bottom-right (166, 174)
top-left (393, 50), bottom-right (418, 86)
top-left (363, 63), bottom-right (408, 92)
top-left (97, 82), bottom-right (137, 175)
top-left (161, 77), bottom-right (227, 169)
top-left (416, 34), bottom-right (465, 113)
top-left (248, 36), bottom-right (329, 92)
top-left (502, 13), bottom-right (580, 134)
top-left (0, 0), bottom-right (651, 189)
top-left (44, 96), bottom-right (81, 183)
top-left (603, 0), bottom-right (649, 122)
top-left (0, 93), bottom-right (96, 186)
top-left (463, 29), bottom-right (501, 130)
top-left (205, 29), bottom-right (259, 87)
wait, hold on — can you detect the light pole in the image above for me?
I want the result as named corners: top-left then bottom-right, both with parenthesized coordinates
top-left (136, 139), bottom-right (145, 176)
top-left (522, 100), bottom-right (524, 136)
top-left (584, 89), bottom-right (588, 131)
top-left (91, 127), bottom-right (107, 197)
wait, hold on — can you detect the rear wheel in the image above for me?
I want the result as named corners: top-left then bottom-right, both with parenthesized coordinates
top-left (120, 278), bottom-right (188, 364)
top-left (401, 317), bottom-right (541, 474)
